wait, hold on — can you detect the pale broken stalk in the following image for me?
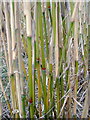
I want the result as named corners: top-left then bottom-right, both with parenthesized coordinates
top-left (10, 2), bottom-right (23, 117)
top-left (4, 2), bottom-right (17, 113)
top-left (3, 3), bottom-right (12, 77)
top-left (71, 2), bottom-right (79, 22)
top-left (14, 2), bottom-right (26, 118)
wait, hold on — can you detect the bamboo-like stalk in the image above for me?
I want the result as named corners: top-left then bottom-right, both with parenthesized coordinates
top-left (3, 2), bottom-right (12, 77)
top-left (45, 2), bottom-right (54, 115)
top-left (73, 3), bottom-right (79, 115)
top-left (14, 2), bottom-right (25, 117)
top-left (48, 2), bottom-right (54, 116)
top-left (52, 2), bottom-right (56, 45)
top-left (14, 2), bottom-right (24, 95)
top-left (55, 2), bottom-right (59, 79)
top-left (38, 2), bottom-right (47, 114)
top-left (55, 2), bottom-right (60, 116)
top-left (36, 2), bottom-right (42, 117)
top-left (10, 1), bottom-right (23, 117)
top-left (3, 2), bottom-right (17, 114)
top-left (25, 2), bottom-right (34, 118)
top-left (33, 4), bottom-right (36, 108)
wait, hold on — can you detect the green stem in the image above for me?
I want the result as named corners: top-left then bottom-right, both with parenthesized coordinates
top-left (38, 2), bottom-right (47, 114)
top-left (27, 36), bottom-right (34, 118)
